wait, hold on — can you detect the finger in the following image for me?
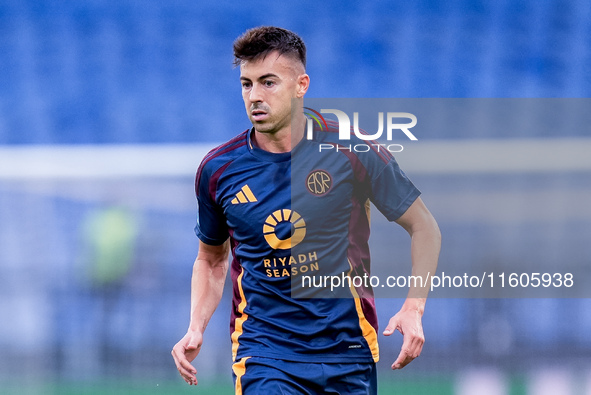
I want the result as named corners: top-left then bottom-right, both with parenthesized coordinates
top-left (187, 337), bottom-right (201, 350)
top-left (392, 330), bottom-right (416, 369)
top-left (171, 349), bottom-right (191, 379)
top-left (392, 333), bottom-right (425, 370)
top-left (186, 342), bottom-right (197, 351)
top-left (171, 347), bottom-right (197, 384)
top-left (383, 317), bottom-right (399, 336)
top-left (179, 362), bottom-right (198, 385)
top-left (408, 329), bottom-right (425, 356)
top-left (392, 348), bottom-right (411, 370)
top-left (179, 357), bottom-right (197, 377)
top-left (414, 336), bottom-right (425, 357)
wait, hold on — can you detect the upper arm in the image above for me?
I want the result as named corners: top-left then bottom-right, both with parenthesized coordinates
top-left (194, 165), bottom-right (230, 245)
top-left (196, 239), bottom-right (230, 268)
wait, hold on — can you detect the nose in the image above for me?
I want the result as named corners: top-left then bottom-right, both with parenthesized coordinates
top-left (248, 83), bottom-right (263, 103)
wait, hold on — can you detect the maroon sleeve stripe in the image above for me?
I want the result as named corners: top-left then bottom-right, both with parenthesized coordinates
top-left (195, 131), bottom-right (248, 196)
top-left (209, 160), bottom-right (234, 202)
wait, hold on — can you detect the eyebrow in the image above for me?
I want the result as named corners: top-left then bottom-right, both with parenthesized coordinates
top-left (240, 73), bottom-right (279, 82)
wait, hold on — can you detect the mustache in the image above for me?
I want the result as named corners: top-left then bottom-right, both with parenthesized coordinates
top-left (251, 104), bottom-right (270, 113)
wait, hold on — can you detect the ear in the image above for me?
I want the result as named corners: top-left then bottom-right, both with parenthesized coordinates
top-left (295, 74), bottom-right (310, 98)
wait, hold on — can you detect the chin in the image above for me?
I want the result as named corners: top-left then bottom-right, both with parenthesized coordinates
top-left (253, 123), bottom-right (276, 134)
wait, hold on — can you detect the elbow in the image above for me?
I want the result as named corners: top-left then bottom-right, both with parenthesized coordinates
top-left (428, 216), bottom-right (442, 250)
top-left (412, 215), bottom-right (441, 247)
top-left (432, 218), bottom-right (442, 243)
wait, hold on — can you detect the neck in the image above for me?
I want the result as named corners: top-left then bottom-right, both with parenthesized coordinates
top-left (253, 113), bottom-right (306, 153)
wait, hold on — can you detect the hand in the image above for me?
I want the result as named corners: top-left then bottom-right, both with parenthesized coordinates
top-left (383, 308), bottom-right (425, 370)
top-left (171, 330), bottom-right (203, 385)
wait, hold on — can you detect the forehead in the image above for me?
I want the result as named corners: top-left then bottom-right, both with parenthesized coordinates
top-left (239, 52), bottom-right (300, 79)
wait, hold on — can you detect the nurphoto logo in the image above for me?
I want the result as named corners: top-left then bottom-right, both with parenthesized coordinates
top-left (304, 107), bottom-right (418, 153)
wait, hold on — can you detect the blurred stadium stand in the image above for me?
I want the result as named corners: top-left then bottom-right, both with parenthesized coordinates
top-left (0, 0), bottom-right (590, 394)
top-left (0, 0), bottom-right (590, 145)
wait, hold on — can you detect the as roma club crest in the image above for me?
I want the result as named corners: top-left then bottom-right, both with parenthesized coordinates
top-left (306, 170), bottom-right (332, 196)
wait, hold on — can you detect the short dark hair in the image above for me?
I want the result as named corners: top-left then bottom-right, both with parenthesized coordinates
top-left (233, 26), bottom-right (306, 68)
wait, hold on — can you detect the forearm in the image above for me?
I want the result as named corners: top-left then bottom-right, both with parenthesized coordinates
top-left (404, 222), bottom-right (441, 310)
top-left (394, 198), bottom-right (441, 311)
top-left (188, 242), bottom-right (229, 333)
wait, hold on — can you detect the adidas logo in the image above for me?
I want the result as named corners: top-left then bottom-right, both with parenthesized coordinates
top-left (231, 185), bottom-right (258, 204)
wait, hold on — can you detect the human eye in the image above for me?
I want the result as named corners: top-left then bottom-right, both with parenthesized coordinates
top-left (264, 79), bottom-right (276, 87)
top-left (241, 80), bottom-right (252, 89)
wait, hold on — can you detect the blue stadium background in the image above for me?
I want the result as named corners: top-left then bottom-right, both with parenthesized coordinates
top-left (0, 0), bottom-right (590, 394)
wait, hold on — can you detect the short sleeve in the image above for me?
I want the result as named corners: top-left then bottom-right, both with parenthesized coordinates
top-left (370, 158), bottom-right (421, 222)
top-left (194, 165), bottom-right (229, 245)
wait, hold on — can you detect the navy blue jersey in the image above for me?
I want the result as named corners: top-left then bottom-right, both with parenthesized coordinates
top-left (194, 124), bottom-right (420, 363)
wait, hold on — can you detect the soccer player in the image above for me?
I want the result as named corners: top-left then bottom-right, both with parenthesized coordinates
top-left (171, 26), bottom-right (441, 394)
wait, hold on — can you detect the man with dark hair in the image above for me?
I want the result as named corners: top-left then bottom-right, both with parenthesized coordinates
top-left (171, 26), bottom-right (440, 394)
top-left (232, 25), bottom-right (307, 67)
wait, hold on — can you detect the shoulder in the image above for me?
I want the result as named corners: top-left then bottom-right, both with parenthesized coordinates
top-left (195, 130), bottom-right (249, 193)
top-left (197, 130), bottom-right (249, 177)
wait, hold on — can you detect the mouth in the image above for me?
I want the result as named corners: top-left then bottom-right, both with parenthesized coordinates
top-left (251, 109), bottom-right (269, 122)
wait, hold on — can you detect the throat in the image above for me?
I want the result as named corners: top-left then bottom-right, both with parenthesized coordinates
top-left (252, 129), bottom-right (293, 153)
